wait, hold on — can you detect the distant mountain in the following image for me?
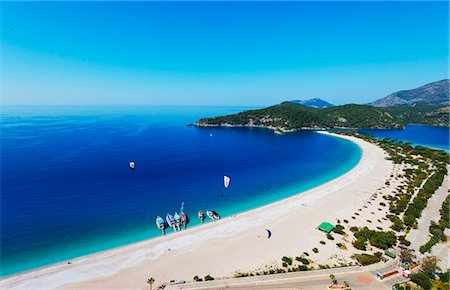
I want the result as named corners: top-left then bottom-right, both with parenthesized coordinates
top-left (290, 98), bottom-right (334, 108)
top-left (371, 79), bottom-right (449, 107)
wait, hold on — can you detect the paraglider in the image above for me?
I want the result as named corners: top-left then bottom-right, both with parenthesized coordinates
top-left (224, 175), bottom-right (230, 188)
top-left (265, 229), bottom-right (272, 239)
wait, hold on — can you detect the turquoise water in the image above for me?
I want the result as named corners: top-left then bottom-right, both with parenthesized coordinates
top-left (1, 106), bottom-right (361, 276)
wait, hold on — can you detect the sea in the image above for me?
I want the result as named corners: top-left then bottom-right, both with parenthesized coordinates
top-left (3, 106), bottom-right (446, 277)
top-left (359, 125), bottom-right (450, 152)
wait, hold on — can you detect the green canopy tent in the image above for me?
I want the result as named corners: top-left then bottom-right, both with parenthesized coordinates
top-left (317, 222), bottom-right (334, 233)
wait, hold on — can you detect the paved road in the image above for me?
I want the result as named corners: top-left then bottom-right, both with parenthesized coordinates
top-left (167, 267), bottom-right (389, 290)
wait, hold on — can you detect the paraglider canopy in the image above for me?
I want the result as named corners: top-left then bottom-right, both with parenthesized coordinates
top-left (224, 175), bottom-right (230, 188)
top-left (265, 229), bottom-right (272, 239)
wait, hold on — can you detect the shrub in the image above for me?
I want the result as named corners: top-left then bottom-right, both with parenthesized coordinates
top-left (312, 247), bottom-right (319, 253)
top-left (336, 243), bottom-right (347, 250)
top-left (333, 225), bottom-right (345, 235)
top-left (320, 240), bottom-right (326, 245)
top-left (281, 256), bottom-right (293, 266)
top-left (438, 270), bottom-right (449, 283)
top-left (352, 239), bottom-right (367, 250)
top-left (410, 273), bottom-right (432, 290)
top-left (387, 214), bottom-right (405, 232)
top-left (420, 235), bottom-right (440, 253)
top-left (193, 275), bottom-right (201, 282)
top-left (204, 275), bottom-right (214, 281)
top-left (297, 265), bottom-right (308, 271)
top-left (295, 256), bottom-right (310, 265)
top-left (353, 252), bottom-right (382, 265)
top-left (326, 233), bottom-right (334, 240)
top-left (398, 235), bottom-right (411, 246)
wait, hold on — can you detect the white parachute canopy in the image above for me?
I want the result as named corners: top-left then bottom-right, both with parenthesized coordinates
top-left (224, 175), bottom-right (231, 188)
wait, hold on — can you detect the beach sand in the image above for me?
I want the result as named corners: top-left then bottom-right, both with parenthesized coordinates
top-left (0, 132), bottom-right (395, 290)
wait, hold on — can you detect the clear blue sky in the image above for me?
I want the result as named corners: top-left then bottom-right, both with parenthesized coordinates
top-left (1, 1), bottom-right (448, 106)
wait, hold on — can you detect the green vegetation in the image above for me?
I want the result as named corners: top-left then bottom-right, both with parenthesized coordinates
top-left (420, 195), bottom-right (449, 253)
top-left (411, 272), bottom-right (433, 290)
top-left (147, 277), bottom-right (155, 290)
top-left (398, 235), bottom-right (411, 246)
top-left (333, 224), bottom-right (346, 235)
top-left (352, 227), bottom-right (397, 250)
top-left (422, 256), bottom-right (440, 277)
top-left (312, 247), bottom-right (319, 253)
top-left (196, 102), bottom-right (449, 131)
top-left (196, 102), bottom-right (406, 131)
top-left (403, 169), bottom-right (447, 228)
top-left (420, 235), bottom-right (441, 254)
top-left (353, 252), bottom-right (382, 265)
top-left (295, 256), bottom-right (310, 265)
top-left (381, 105), bottom-right (449, 127)
top-left (387, 214), bottom-right (405, 232)
top-left (438, 270), bottom-right (449, 283)
top-left (204, 275), bottom-right (214, 281)
top-left (281, 256), bottom-right (293, 267)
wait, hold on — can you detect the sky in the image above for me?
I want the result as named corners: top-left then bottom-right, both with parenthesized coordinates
top-left (1, 1), bottom-right (448, 106)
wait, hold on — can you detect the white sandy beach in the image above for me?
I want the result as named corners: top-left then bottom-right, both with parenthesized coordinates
top-left (1, 132), bottom-right (395, 290)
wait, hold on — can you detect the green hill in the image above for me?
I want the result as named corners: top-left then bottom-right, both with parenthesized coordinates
top-left (197, 102), bottom-right (398, 131)
top-left (195, 102), bottom-right (448, 132)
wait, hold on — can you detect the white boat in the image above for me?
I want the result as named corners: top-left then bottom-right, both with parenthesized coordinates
top-left (129, 161), bottom-right (135, 169)
top-left (198, 211), bottom-right (205, 223)
top-left (207, 210), bottom-right (220, 221)
top-left (174, 212), bottom-right (181, 231)
top-left (166, 213), bottom-right (177, 231)
top-left (224, 176), bottom-right (230, 188)
top-left (156, 216), bottom-right (165, 234)
top-left (179, 202), bottom-right (187, 229)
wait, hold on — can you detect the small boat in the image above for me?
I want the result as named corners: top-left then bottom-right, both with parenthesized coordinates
top-left (174, 212), bottom-right (181, 231)
top-left (166, 213), bottom-right (177, 231)
top-left (179, 211), bottom-right (187, 229)
top-left (129, 161), bottom-right (135, 169)
top-left (156, 216), bottom-right (165, 234)
top-left (198, 211), bottom-right (205, 223)
top-left (179, 202), bottom-right (188, 230)
top-left (224, 176), bottom-right (230, 188)
top-left (207, 210), bottom-right (220, 221)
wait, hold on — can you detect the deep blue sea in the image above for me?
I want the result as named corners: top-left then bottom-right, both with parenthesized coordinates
top-left (359, 125), bottom-right (450, 152)
top-left (1, 106), bottom-right (364, 276)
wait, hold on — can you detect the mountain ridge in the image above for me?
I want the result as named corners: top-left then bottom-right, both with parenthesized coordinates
top-left (371, 79), bottom-right (449, 107)
top-left (289, 98), bottom-right (334, 108)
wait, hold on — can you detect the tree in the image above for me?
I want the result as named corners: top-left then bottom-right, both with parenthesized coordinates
top-left (422, 256), bottom-right (440, 277)
top-left (399, 248), bottom-right (413, 264)
top-left (147, 277), bottom-right (155, 290)
top-left (329, 274), bottom-right (337, 285)
top-left (410, 273), bottom-right (432, 290)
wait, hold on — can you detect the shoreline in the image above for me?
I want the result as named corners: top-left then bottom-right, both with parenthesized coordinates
top-left (1, 132), bottom-right (393, 289)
